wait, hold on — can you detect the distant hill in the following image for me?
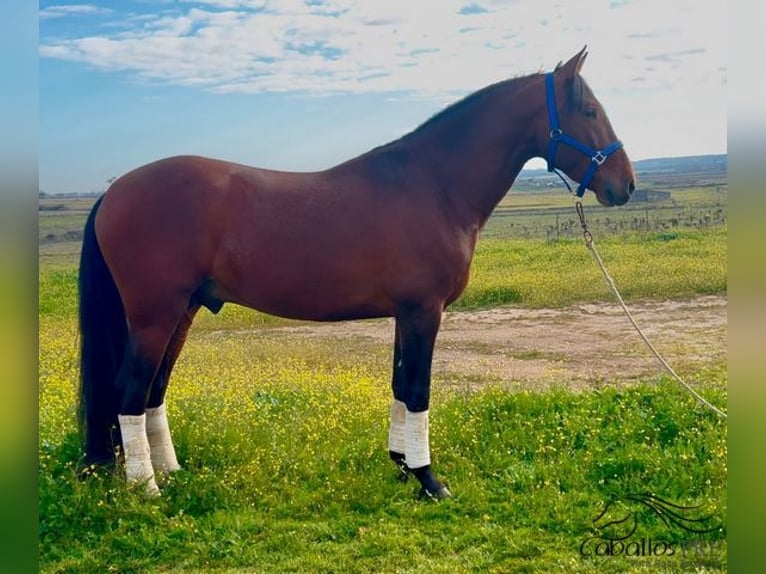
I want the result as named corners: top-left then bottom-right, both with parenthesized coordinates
top-left (631, 154), bottom-right (726, 176)
top-left (521, 154), bottom-right (727, 178)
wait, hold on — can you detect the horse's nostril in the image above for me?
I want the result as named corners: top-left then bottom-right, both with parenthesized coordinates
top-left (628, 180), bottom-right (636, 195)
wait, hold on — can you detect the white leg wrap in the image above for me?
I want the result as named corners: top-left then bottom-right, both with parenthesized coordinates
top-left (118, 414), bottom-right (160, 496)
top-left (146, 403), bottom-right (181, 474)
top-left (388, 399), bottom-right (406, 454)
top-left (405, 409), bottom-right (431, 469)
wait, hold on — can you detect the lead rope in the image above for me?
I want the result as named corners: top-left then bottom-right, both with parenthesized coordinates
top-left (572, 197), bottom-right (727, 420)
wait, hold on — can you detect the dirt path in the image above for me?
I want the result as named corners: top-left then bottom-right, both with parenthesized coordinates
top-left (277, 295), bottom-right (727, 390)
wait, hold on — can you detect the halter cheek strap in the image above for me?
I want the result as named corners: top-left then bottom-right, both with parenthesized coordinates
top-left (545, 73), bottom-right (623, 197)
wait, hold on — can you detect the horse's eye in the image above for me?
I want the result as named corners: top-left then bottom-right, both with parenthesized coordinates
top-left (584, 107), bottom-right (597, 119)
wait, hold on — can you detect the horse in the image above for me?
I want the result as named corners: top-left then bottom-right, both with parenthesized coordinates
top-left (78, 47), bottom-right (635, 499)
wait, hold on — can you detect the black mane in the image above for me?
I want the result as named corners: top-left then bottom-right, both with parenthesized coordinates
top-left (409, 69), bottom-right (588, 137)
top-left (411, 76), bottom-right (522, 135)
top-left (358, 68), bottom-right (584, 162)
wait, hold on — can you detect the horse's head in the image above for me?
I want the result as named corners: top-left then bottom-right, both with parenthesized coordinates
top-left (536, 47), bottom-right (636, 207)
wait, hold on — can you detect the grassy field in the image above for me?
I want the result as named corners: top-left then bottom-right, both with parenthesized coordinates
top-left (483, 188), bottom-right (726, 240)
top-left (38, 191), bottom-right (727, 573)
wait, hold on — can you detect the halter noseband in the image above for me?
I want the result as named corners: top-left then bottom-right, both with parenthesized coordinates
top-left (545, 72), bottom-right (623, 197)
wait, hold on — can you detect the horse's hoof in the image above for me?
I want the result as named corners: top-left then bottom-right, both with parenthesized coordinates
top-left (419, 485), bottom-right (452, 501)
top-left (390, 451), bottom-right (410, 482)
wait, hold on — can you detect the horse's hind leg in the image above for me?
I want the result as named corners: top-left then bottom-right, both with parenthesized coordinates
top-left (116, 308), bottom-right (185, 495)
top-left (145, 303), bottom-right (200, 475)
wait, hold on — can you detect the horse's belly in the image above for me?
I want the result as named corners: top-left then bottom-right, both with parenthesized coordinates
top-left (211, 259), bottom-right (394, 322)
top-left (209, 207), bottom-right (474, 321)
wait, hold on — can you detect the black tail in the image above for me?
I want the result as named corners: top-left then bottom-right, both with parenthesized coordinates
top-left (78, 196), bottom-right (128, 465)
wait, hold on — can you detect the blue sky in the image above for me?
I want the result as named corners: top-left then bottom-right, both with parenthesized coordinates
top-left (39, 0), bottom-right (726, 195)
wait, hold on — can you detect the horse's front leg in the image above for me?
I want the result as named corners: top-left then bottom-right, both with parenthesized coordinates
top-left (390, 305), bottom-right (452, 500)
top-left (388, 324), bottom-right (410, 481)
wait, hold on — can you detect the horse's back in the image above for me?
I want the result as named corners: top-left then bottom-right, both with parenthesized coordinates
top-left (95, 154), bottom-right (312, 252)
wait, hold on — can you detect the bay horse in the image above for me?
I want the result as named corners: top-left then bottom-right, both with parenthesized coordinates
top-left (78, 47), bottom-right (635, 498)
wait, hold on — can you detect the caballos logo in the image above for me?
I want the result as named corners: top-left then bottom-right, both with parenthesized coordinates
top-left (579, 492), bottom-right (722, 558)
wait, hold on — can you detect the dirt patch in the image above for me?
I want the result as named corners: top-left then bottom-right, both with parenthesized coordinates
top-left (276, 295), bottom-right (727, 390)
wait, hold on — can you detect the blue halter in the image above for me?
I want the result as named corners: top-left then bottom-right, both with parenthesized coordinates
top-left (545, 72), bottom-right (623, 197)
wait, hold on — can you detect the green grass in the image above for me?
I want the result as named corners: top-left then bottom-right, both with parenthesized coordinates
top-left (39, 370), bottom-right (727, 573)
top-left (453, 227), bottom-right (726, 310)
top-left (38, 196), bottom-right (727, 572)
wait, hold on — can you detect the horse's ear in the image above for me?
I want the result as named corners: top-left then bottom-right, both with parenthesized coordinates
top-left (556, 46), bottom-right (588, 78)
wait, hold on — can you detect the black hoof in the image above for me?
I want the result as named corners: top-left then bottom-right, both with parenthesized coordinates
top-left (411, 465), bottom-right (451, 501)
top-left (419, 485), bottom-right (453, 501)
top-left (389, 451), bottom-right (410, 482)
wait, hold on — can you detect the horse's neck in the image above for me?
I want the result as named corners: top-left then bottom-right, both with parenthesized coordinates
top-left (402, 76), bottom-right (543, 228)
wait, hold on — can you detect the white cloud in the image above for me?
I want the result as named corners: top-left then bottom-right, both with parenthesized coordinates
top-left (40, 4), bottom-right (113, 20)
top-left (39, 0), bottom-right (726, 139)
top-left (38, 0), bottom-right (727, 196)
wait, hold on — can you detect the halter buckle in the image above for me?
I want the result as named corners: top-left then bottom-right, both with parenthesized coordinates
top-left (549, 128), bottom-right (563, 141)
top-left (592, 151), bottom-right (607, 166)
